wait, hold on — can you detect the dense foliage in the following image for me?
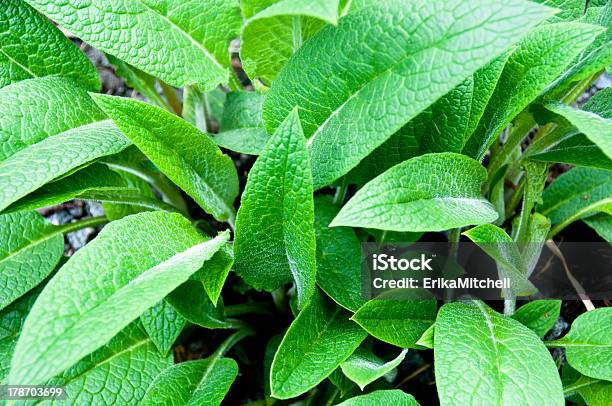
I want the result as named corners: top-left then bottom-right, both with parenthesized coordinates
top-left (0, 0), bottom-right (611, 405)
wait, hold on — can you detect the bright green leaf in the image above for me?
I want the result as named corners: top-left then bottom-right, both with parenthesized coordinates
top-left (24, 0), bottom-right (242, 89)
top-left (336, 390), bottom-right (420, 406)
top-left (331, 153), bottom-right (498, 232)
top-left (512, 300), bottom-right (561, 337)
top-left (434, 301), bottom-right (564, 405)
top-left (167, 280), bottom-right (231, 329)
top-left (270, 290), bottom-right (366, 399)
top-left (0, 211), bottom-right (63, 311)
top-left (140, 300), bottom-right (186, 356)
top-left (9, 212), bottom-right (229, 385)
top-left (351, 298), bottom-right (436, 348)
top-left (234, 108), bottom-right (316, 309)
top-left (314, 196), bottom-right (364, 312)
top-left (528, 133), bottom-right (612, 170)
top-left (92, 94), bottom-right (239, 222)
top-left (340, 347), bottom-right (407, 390)
top-left (583, 213), bottom-right (612, 242)
top-left (0, 0), bottom-right (99, 90)
top-left (264, 0), bottom-right (555, 188)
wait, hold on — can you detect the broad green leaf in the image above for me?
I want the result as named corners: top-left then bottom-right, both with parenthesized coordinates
top-left (270, 290), bottom-right (367, 399)
top-left (544, 1), bottom-right (611, 96)
top-left (545, 101), bottom-right (612, 160)
top-left (340, 348), bottom-right (407, 390)
top-left (584, 87), bottom-right (612, 118)
top-left (9, 212), bottom-right (229, 385)
top-left (464, 23), bottom-right (604, 159)
top-left (240, 0), bottom-right (339, 84)
top-left (141, 356), bottom-right (238, 406)
top-left (0, 211), bottom-right (63, 311)
top-left (463, 224), bottom-right (536, 296)
top-left (102, 169), bottom-right (156, 220)
top-left (0, 0), bottom-right (98, 90)
top-left (106, 54), bottom-right (168, 111)
top-left (331, 153), bottom-right (498, 232)
top-left (337, 390), bottom-right (420, 406)
top-left (0, 121), bottom-right (130, 212)
top-left (512, 300), bottom-right (561, 337)
top-left (520, 213), bottom-right (551, 276)
top-left (550, 307), bottom-right (612, 381)
top-left (314, 196), bottom-right (364, 312)
top-left (534, 0), bottom-right (608, 22)
top-left (528, 133), bottom-right (612, 170)
top-left (539, 167), bottom-right (612, 224)
top-left (92, 94), bottom-right (239, 222)
top-left (215, 91), bottom-right (269, 155)
top-left (140, 300), bottom-right (186, 356)
top-left (434, 301), bottom-right (564, 405)
top-left (166, 280), bottom-right (231, 329)
top-left (263, 0), bottom-right (555, 188)
top-left (264, 335), bottom-right (282, 397)
top-left (351, 299), bottom-right (436, 348)
top-left (583, 213), bottom-right (612, 242)
top-left (38, 323), bottom-right (173, 405)
top-left (0, 285), bottom-right (41, 383)
top-left (0, 77), bottom-right (131, 212)
top-left (24, 0), bottom-right (242, 89)
top-left (234, 109), bottom-right (316, 309)
top-left (567, 375), bottom-right (612, 406)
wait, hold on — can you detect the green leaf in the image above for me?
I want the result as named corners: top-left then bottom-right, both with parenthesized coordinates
top-left (351, 299), bottom-right (436, 348)
top-left (0, 211), bottom-right (63, 311)
top-left (0, 0), bottom-right (98, 90)
top-left (234, 109), bottom-right (316, 309)
top-left (240, 0), bottom-right (339, 84)
top-left (215, 91), bottom-right (269, 155)
top-left (102, 169), bottom-right (156, 221)
top-left (584, 87), bottom-right (612, 119)
top-left (166, 280), bottom-right (231, 329)
top-left (340, 347), bottom-right (407, 390)
top-left (545, 101), bottom-right (612, 160)
top-left (92, 94), bottom-right (239, 222)
top-left (263, 0), bottom-right (555, 188)
top-left (539, 167), bottom-right (612, 224)
top-left (140, 300), bottom-right (186, 356)
top-left (24, 0), bottom-right (242, 89)
top-left (314, 196), bottom-right (364, 312)
top-left (528, 133), bottom-right (612, 170)
top-left (583, 213), bottom-right (612, 242)
top-left (416, 324), bottom-right (435, 349)
top-left (463, 224), bottom-right (536, 296)
top-left (568, 375), bottom-right (612, 406)
top-left (264, 335), bottom-right (283, 397)
top-left (512, 300), bottom-right (561, 337)
top-left (141, 356), bottom-right (238, 406)
top-left (331, 153), bottom-right (498, 232)
top-left (198, 244), bottom-right (234, 306)
top-left (464, 22), bottom-right (604, 159)
top-left (43, 323), bottom-right (172, 404)
top-left (336, 390), bottom-right (420, 406)
top-left (0, 285), bottom-right (41, 383)
top-left (514, 160), bottom-right (548, 242)
top-left (550, 307), bottom-right (612, 381)
top-left (9, 212), bottom-right (229, 385)
top-left (434, 301), bottom-right (564, 405)
top-left (270, 290), bottom-right (367, 399)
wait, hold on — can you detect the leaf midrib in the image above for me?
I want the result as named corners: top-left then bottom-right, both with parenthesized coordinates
top-left (0, 49), bottom-right (36, 78)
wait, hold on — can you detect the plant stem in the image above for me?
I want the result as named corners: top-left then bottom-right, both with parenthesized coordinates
top-left (503, 297), bottom-right (516, 316)
top-left (54, 215), bottom-right (108, 235)
top-left (106, 162), bottom-right (189, 215)
top-left (160, 81), bottom-right (182, 115)
top-left (487, 112), bottom-right (535, 183)
top-left (224, 302), bottom-right (274, 317)
top-left (210, 328), bottom-right (254, 360)
top-left (504, 176), bottom-right (526, 219)
top-left (333, 178), bottom-right (348, 206)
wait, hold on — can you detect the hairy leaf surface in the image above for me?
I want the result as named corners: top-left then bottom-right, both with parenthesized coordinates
top-left (512, 300), bottom-right (561, 337)
top-left (434, 301), bottom-right (564, 405)
top-left (337, 390), bottom-right (420, 406)
top-left (93, 94), bottom-right (238, 222)
top-left (270, 291), bottom-right (366, 399)
top-left (0, 0), bottom-right (98, 89)
top-left (234, 109), bottom-right (316, 309)
top-left (141, 300), bottom-right (186, 356)
top-left (24, 0), bottom-right (242, 89)
top-left (332, 153), bottom-right (498, 232)
top-left (264, 0), bottom-right (554, 188)
top-left (9, 212), bottom-right (228, 385)
top-left (340, 348), bottom-right (407, 390)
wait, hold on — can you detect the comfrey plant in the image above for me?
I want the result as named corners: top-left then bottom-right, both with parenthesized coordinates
top-left (0, 0), bottom-right (610, 404)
